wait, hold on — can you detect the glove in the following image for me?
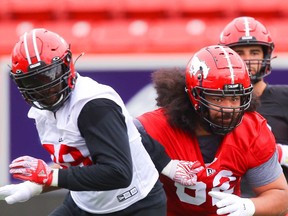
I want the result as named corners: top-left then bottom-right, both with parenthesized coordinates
top-left (162, 160), bottom-right (204, 186)
top-left (208, 191), bottom-right (255, 216)
top-left (0, 181), bottom-right (43, 204)
top-left (9, 156), bottom-right (56, 186)
top-left (277, 144), bottom-right (288, 167)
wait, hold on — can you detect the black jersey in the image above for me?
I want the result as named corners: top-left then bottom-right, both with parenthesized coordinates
top-left (257, 85), bottom-right (288, 144)
top-left (258, 84), bottom-right (288, 180)
top-left (241, 84), bottom-right (288, 197)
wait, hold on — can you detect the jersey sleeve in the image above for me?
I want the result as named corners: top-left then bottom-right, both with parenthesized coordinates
top-left (57, 98), bottom-right (133, 191)
top-left (244, 112), bottom-right (277, 168)
top-left (245, 151), bottom-right (282, 188)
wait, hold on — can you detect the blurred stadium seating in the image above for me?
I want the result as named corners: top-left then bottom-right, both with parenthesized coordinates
top-left (0, 20), bottom-right (35, 55)
top-left (0, 1), bottom-right (287, 215)
top-left (90, 19), bottom-right (150, 53)
top-left (65, 0), bottom-right (123, 20)
top-left (237, 0), bottom-right (283, 17)
top-left (264, 19), bottom-right (288, 54)
top-left (177, 0), bottom-right (235, 18)
top-left (0, 0), bottom-right (287, 55)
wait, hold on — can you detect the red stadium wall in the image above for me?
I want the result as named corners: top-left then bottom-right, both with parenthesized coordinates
top-left (0, 0), bottom-right (288, 55)
top-left (1, 1), bottom-right (288, 214)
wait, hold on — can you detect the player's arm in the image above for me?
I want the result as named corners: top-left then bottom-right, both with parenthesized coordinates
top-left (252, 173), bottom-right (288, 215)
top-left (209, 152), bottom-right (288, 216)
top-left (248, 152), bottom-right (288, 215)
top-left (9, 98), bottom-right (133, 191)
top-left (0, 163), bottom-right (61, 204)
top-left (134, 118), bottom-right (204, 186)
top-left (58, 98), bottom-right (133, 190)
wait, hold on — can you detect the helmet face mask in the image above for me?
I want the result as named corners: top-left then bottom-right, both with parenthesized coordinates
top-left (14, 59), bottom-right (71, 111)
top-left (10, 28), bottom-right (76, 112)
top-left (244, 58), bottom-right (270, 84)
top-left (193, 85), bottom-right (252, 135)
top-left (185, 45), bottom-right (253, 135)
top-left (219, 16), bottom-right (274, 83)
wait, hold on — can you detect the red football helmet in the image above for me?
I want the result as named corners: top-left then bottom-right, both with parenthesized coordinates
top-left (185, 45), bottom-right (253, 135)
top-left (10, 28), bottom-right (76, 112)
top-left (219, 16), bottom-right (274, 83)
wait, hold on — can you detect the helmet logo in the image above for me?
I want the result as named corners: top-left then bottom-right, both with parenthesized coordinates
top-left (241, 36), bottom-right (253, 40)
top-left (226, 84), bottom-right (240, 89)
top-left (29, 62), bottom-right (41, 69)
top-left (189, 56), bottom-right (210, 79)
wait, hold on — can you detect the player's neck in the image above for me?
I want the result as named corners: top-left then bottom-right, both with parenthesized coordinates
top-left (195, 125), bottom-right (212, 136)
top-left (253, 80), bottom-right (266, 97)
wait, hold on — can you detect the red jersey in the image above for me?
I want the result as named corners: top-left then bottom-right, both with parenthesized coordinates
top-left (138, 108), bottom-right (276, 216)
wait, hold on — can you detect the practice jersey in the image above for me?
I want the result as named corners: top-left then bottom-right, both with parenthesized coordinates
top-left (138, 108), bottom-right (279, 216)
top-left (28, 74), bottom-right (159, 214)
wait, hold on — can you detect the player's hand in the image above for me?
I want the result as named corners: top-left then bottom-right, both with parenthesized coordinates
top-left (9, 156), bottom-right (53, 186)
top-left (164, 160), bottom-right (204, 186)
top-left (277, 144), bottom-right (288, 167)
top-left (209, 191), bottom-right (255, 216)
top-left (0, 181), bottom-right (43, 204)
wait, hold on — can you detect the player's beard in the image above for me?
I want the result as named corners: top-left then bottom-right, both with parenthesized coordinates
top-left (213, 111), bottom-right (238, 127)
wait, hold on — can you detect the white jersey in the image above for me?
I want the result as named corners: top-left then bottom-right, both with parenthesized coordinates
top-left (28, 75), bottom-right (159, 214)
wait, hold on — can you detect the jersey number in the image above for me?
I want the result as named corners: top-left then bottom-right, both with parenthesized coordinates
top-left (43, 143), bottom-right (92, 167)
top-left (175, 170), bottom-right (236, 206)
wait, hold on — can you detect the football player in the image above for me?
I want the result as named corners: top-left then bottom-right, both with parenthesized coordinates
top-left (219, 16), bottom-right (288, 197)
top-left (137, 45), bottom-right (288, 215)
top-left (0, 28), bottom-right (202, 216)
